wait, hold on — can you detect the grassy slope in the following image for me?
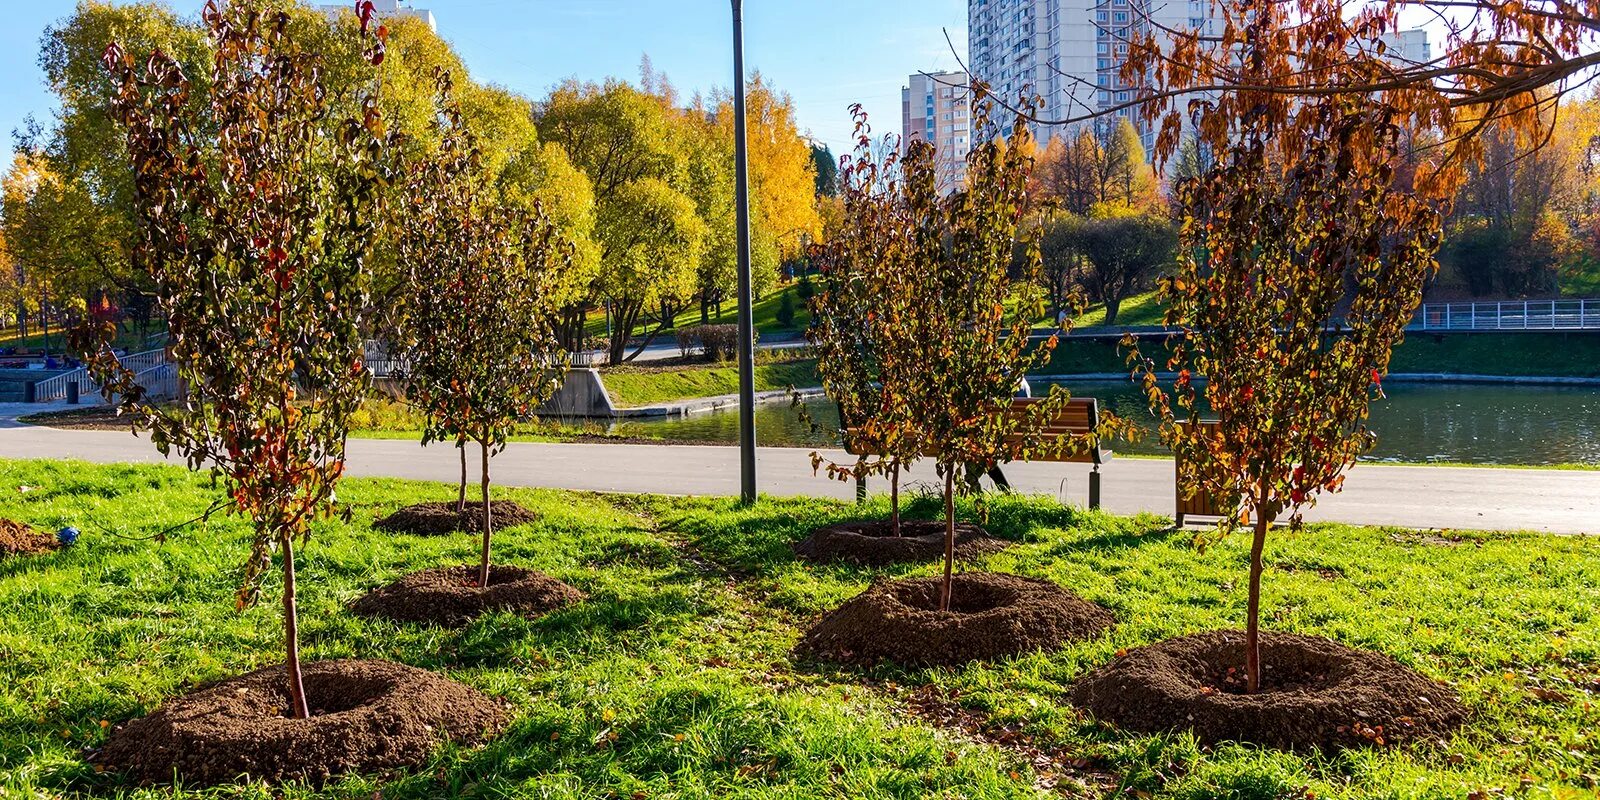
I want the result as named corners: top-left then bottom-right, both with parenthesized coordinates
top-left (600, 359), bottom-right (820, 407)
top-left (1070, 290), bottom-right (1169, 329)
top-left (0, 459), bottom-right (1597, 798)
top-left (582, 285), bottom-right (810, 342)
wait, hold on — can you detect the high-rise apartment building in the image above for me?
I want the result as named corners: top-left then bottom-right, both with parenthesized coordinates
top-left (969, 0), bottom-right (1218, 152)
top-left (317, 0), bottom-right (436, 32)
top-left (901, 70), bottom-right (974, 194)
top-left (1378, 28), bottom-right (1431, 64)
top-left (970, 0), bottom-right (1431, 153)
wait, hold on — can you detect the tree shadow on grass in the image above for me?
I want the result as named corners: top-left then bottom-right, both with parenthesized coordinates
top-left (1036, 517), bottom-right (1187, 556)
top-left (651, 493), bottom-right (1113, 580)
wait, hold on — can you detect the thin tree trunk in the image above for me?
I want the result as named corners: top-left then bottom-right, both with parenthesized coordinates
top-left (939, 467), bottom-right (955, 612)
top-left (1245, 485), bottom-right (1271, 694)
top-left (281, 532), bottom-right (310, 719)
top-left (477, 440), bottom-right (493, 589)
top-left (456, 443), bottom-right (467, 513)
top-left (890, 459), bottom-right (901, 536)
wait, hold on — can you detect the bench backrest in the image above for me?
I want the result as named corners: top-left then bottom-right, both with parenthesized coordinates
top-left (845, 395), bottom-right (1107, 464)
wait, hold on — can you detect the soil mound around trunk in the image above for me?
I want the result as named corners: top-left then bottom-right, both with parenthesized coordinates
top-left (95, 659), bottom-right (507, 787)
top-left (0, 519), bottom-right (57, 558)
top-left (796, 572), bottom-right (1113, 667)
top-left (374, 501), bottom-right (538, 536)
top-left (1069, 630), bottom-right (1467, 751)
top-left (793, 520), bottom-right (1009, 566)
top-left (350, 564), bottom-right (585, 627)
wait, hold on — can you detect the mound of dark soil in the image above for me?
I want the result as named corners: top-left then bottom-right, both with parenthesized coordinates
top-left (1069, 630), bottom-right (1467, 750)
top-left (797, 572), bottom-right (1113, 667)
top-left (793, 520), bottom-right (1009, 566)
top-left (0, 519), bottom-right (57, 558)
top-left (350, 564), bottom-right (585, 627)
top-left (95, 659), bottom-right (507, 787)
top-left (373, 501), bottom-right (538, 535)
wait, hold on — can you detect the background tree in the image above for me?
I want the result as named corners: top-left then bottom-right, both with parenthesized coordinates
top-left (1043, 210), bottom-right (1177, 324)
top-left (393, 73), bottom-right (572, 589)
top-left (1033, 119), bottom-right (1161, 215)
top-left (594, 177), bottom-right (706, 364)
top-left (84, 0), bottom-right (393, 719)
top-left (715, 75), bottom-right (822, 258)
top-left (811, 142), bottom-right (839, 198)
top-left (1439, 112), bottom-right (1592, 296)
top-left (538, 79), bottom-right (698, 354)
top-left (1126, 1), bottom-right (1448, 693)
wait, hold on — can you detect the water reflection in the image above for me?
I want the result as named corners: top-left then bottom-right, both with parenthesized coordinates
top-left (604, 379), bottom-right (1600, 466)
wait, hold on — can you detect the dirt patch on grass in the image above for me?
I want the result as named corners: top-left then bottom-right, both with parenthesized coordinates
top-left (350, 564), bottom-right (585, 627)
top-left (95, 659), bottom-right (507, 787)
top-left (1069, 630), bottom-right (1467, 751)
top-left (0, 519), bottom-right (57, 558)
top-left (373, 501), bottom-right (538, 535)
top-left (797, 572), bottom-right (1113, 667)
top-left (793, 520), bottom-right (1009, 566)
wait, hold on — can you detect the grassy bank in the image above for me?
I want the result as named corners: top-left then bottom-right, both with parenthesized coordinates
top-left (1, 459), bottom-right (1598, 798)
top-left (582, 285), bottom-right (811, 342)
top-left (1036, 330), bottom-right (1600, 378)
top-left (601, 358), bottom-right (820, 407)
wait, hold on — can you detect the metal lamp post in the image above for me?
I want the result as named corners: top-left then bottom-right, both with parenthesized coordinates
top-left (731, 0), bottom-right (758, 504)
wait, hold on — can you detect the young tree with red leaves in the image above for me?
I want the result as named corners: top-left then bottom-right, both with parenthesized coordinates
top-left (392, 72), bottom-right (572, 590)
top-left (1126, 0), bottom-right (1450, 693)
top-left (83, 0), bottom-right (394, 719)
top-left (818, 96), bottom-right (1103, 610)
top-left (806, 108), bottom-right (926, 535)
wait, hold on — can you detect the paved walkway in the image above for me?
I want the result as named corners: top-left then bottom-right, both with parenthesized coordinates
top-left (1, 422), bottom-right (1595, 534)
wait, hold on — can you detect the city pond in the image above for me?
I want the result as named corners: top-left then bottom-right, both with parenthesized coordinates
top-left (600, 380), bottom-right (1600, 467)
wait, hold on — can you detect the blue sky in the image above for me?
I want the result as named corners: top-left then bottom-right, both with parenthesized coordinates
top-left (2, 0), bottom-right (971, 162)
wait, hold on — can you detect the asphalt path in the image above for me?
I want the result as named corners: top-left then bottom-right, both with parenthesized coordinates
top-left (1, 422), bottom-right (1594, 534)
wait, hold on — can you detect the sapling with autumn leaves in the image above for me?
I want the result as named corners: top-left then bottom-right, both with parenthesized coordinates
top-left (805, 107), bottom-right (927, 534)
top-left (1124, 0), bottom-right (1452, 693)
top-left (390, 72), bottom-right (572, 589)
top-left (813, 95), bottom-right (1109, 610)
top-left (79, 0), bottom-right (394, 720)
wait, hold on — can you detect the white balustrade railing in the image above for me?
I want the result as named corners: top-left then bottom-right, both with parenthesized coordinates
top-left (132, 363), bottom-right (181, 402)
top-left (1414, 299), bottom-right (1600, 331)
top-left (30, 347), bottom-right (171, 403)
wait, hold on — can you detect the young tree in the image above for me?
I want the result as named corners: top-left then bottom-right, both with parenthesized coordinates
top-left (393, 72), bottom-right (573, 589)
top-left (1127, 3), bottom-right (1448, 693)
top-left (84, 0), bottom-right (393, 719)
top-left (806, 112), bottom-right (926, 534)
top-left (818, 98), bottom-right (1095, 605)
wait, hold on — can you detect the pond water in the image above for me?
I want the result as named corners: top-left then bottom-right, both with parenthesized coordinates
top-left (602, 380), bottom-right (1600, 466)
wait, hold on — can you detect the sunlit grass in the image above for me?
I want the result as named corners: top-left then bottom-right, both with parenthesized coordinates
top-left (1, 459), bottom-right (1597, 798)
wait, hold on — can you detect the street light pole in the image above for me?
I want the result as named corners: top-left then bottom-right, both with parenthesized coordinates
top-left (731, 0), bottom-right (758, 504)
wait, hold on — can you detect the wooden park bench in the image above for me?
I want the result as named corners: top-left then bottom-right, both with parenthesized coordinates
top-left (844, 396), bottom-right (1113, 509)
top-left (1173, 420), bottom-right (1282, 527)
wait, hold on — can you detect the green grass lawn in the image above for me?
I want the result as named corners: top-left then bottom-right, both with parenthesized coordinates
top-left (1070, 290), bottom-right (1170, 329)
top-left (1035, 331), bottom-right (1600, 378)
top-left (0, 325), bottom-right (161, 355)
top-left (600, 358), bottom-right (820, 407)
top-left (2, 459), bottom-right (1599, 798)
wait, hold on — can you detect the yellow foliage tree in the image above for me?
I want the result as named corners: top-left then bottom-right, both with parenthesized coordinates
top-left (717, 74), bottom-right (822, 259)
